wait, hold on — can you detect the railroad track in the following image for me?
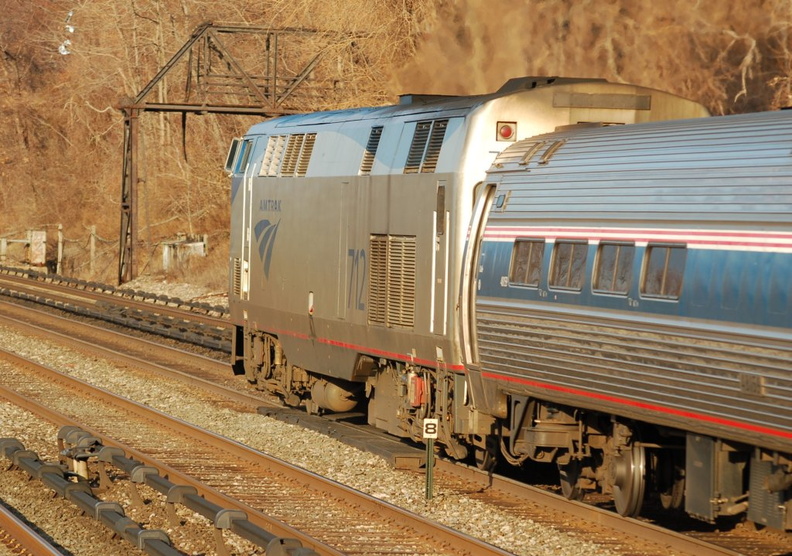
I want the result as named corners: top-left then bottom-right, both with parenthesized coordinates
top-left (0, 266), bottom-right (227, 323)
top-left (0, 347), bottom-right (511, 556)
top-left (0, 296), bottom-right (235, 390)
top-left (2, 270), bottom-right (792, 554)
top-left (0, 294), bottom-right (428, 468)
top-left (0, 502), bottom-right (62, 556)
top-left (0, 266), bottom-right (230, 350)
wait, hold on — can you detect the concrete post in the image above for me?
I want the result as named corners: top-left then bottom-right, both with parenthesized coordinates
top-left (90, 226), bottom-right (96, 275)
top-left (57, 224), bottom-right (63, 275)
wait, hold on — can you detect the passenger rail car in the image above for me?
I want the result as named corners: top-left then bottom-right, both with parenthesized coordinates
top-left (225, 77), bottom-right (707, 455)
top-left (464, 110), bottom-right (792, 525)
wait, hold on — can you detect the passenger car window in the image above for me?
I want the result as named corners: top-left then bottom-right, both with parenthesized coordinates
top-left (549, 240), bottom-right (588, 291)
top-left (593, 242), bottom-right (635, 295)
top-left (509, 239), bottom-right (545, 287)
top-left (642, 244), bottom-right (686, 299)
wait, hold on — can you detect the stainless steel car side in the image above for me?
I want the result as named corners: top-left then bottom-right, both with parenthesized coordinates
top-left (465, 110), bottom-right (792, 524)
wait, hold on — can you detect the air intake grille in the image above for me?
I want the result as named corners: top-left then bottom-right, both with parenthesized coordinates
top-left (296, 133), bottom-right (316, 176)
top-left (421, 119), bottom-right (447, 173)
top-left (368, 235), bottom-right (416, 328)
top-left (404, 122), bottom-right (431, 173)
top-left (261, 135), bottom-right (286, 176)
top-left (359, 126), bottom-right (383, 175)
top-left (260, 133), bottom-right (316, 177)
top-left (232, 257), bottom-right (242, 296)
top-left (281, 134), bottom-right (305, 176)
top-left (404, 119), bottom-right (448, 174)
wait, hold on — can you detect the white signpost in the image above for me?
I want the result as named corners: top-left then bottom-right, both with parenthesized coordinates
top-left (423, 418), bottom-right (438, 500)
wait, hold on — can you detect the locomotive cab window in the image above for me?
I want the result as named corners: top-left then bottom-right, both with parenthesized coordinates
top-left (593, 242), bottom-right (635, 295)
top-left (226, 138), bottom-right (252, 174)
top-left (509, 239), bottom-right (545, 287)
top-left (549, 240), bottom-right (588, 291)
top-left (641, 243), bottom-right (687, 300)
top-left (224, 138), bottom-right (242, 174)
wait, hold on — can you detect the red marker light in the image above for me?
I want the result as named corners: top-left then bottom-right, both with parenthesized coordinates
top-left (497, 121), bottom-right (517, 141)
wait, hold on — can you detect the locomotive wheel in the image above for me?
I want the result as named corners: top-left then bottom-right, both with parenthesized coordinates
top-left (659, 452), bottom-right (685, 510)
top-left (558, 459), bottom-right (585, 501)
top-left (612, 444), bottom-right (646, 517)
top-left (474, 446), bottom-right (496, 472)
top-left (660, 475), bottom-right (685, 510)
top-left (474, 435), bottom-right (498, 472)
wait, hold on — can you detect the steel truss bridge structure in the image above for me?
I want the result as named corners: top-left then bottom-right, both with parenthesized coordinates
top-left (118, 22), bottom-right (363, 283)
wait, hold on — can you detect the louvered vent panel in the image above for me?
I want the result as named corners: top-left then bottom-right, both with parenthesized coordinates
top-left (368, 236), bottom-right (388, 325)
top-left (367, 235), bottom-right (416, 328)
top-left (296, 133), bottom-right (316, 177)
top-left (359, 126), bottom-right (383, 175)
top-left (263, 135), bottom-right (286, 176)
top-left (404, 122), bottom-right (431, 174)
top-left (232, 258), bottom-right (242, 296)
top-left (281, 134), bottom-right (305, 176)
top-left (260, 136), bottom-right (276, 176)
top-left (386, 236), bottom-right (416, 327)
top-left (421, 119), bottom-right (448, 173)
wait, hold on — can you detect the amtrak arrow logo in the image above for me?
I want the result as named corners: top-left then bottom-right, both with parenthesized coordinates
top-left (254, 218), bottom-right (280, 279)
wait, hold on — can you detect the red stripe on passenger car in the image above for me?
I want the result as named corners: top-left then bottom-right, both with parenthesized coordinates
top-left (485, 226), bottom-right (792, 240)
top-left (483, 226), bottom-right (792, 250)
top-left (482, 371), bottom-right (792, 440)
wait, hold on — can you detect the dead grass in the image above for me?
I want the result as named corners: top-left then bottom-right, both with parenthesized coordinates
top-left (0, 0), bottom-right (790, 288)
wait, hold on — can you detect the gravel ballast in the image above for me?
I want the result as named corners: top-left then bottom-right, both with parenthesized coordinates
top-left (0, 298), bottom-right (619, 555)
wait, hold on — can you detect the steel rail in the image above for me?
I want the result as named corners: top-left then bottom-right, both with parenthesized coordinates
top-left (0, 365), bottom-right (340, 556)
top-left (0, 274), bottom-right (760, 555)
top-left (443, 461), bottom-right (742, 556)
top-left (0, 271), bottom-right (229, 329)
top-left (0, 300), bottom-right (271, 410)
top-left (0, 298), bottom-right (228, 375)
top-left (0, 349), bottom-right (512, 556)
top-left (0, 502), bottom-right (62, 556)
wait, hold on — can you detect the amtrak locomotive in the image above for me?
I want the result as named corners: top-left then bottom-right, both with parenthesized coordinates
top-left (226, 77), bottom-right (792, 527)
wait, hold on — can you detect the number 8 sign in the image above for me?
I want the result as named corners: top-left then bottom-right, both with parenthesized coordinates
top-left (423, 418), bottom-right (439, 439)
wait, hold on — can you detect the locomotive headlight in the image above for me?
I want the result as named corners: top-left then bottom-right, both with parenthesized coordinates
top-left (497, 121), bottom-right (517, 141)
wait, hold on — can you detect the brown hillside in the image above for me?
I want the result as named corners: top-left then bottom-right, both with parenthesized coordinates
top-left (0, 0), bottom-right (788, 286)
top-left (393, 1), bottom-right (792, 115)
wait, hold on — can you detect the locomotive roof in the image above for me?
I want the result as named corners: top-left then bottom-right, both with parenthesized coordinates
top-left (246, 77), bottom-right (630, 133)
